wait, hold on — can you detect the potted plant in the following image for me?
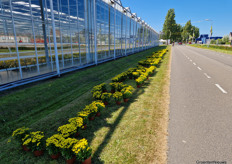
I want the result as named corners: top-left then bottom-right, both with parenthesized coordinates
top-left (127, 68), bottom-right (136, 79)
top-left (113, 92), bottom-right (123, 105)
top-left (68, 117), bottom-right (84, 137)
top-left (91, 83), bottom-right (107, 93)
top-left (92, 91), bottom-right (102, 100)
top-left (46, 134), bottom-right (64, 159)
top-left (94, 101), bottom-right (105, 117)
top-left (135, 77), bottom-right (144, 88)
top-left (11, 127), bottom-right (30, 151)
top-left (72, 138), bottom-right (92, 164)
top-left (83, 103), bottom-right (98, 121)
top-left (60, 138), bottom-right (79, 164)
top-left (116, 82), bottom-right (125, 92)
top-left (58, 124), bottom-right (77, 138)
top-left (77, 111), bottom-right (90, 130)
top-left (121, 86), bottom-right (134, 102)
top-left (22, 131), bottom-right (45, 156)
top-left (100, 83), bottom-right (107, 92)
top-left (100, 93), bottom-right (112, 105)
top-left (132, 72), bottom-right (139, 79)
top-left (109, 83), bottom-right (117, 93)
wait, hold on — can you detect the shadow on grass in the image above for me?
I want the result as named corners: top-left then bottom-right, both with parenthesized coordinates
top-left (78, 70), bottom-right (160, 163)
top-left (0, 46), bottom-right (166, 163)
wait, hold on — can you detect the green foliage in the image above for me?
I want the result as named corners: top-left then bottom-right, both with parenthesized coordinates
top-left (22, 131), bottom-right (45, 151)
top-left (92, 91), bottom-right (102, 100)
top-left (222, 35), bottom-right (229, 44)
top-left (181, 20), bottom-right (199, 42)
top-left (91, 83), bottom-right (106, 93)
top-left (113, 92), bottom-right (123, 101)
top-left (11, 127), bottom-right (30, 143)
top-left (162, 9), bottom-right (177, 42)
top-left (72, 138), bottom-right (92, 162)
top-left (210, 39), bottom-right (216, 44)
top-left (217, 39), bottom-right (225, 45)
top-left (121, 86), bottom-right (134, 99)
top-left (126, 68), bottom-right (136, 78)
top-left (135, 75), bottom-right (146, 85)
top-left (111, 72), bottom-right (128, 82)
top-left (101, 93), bottom-right (112, 102)
top-left (46, 134), bottom-right (64, 155)
top-left (132, 72), bottom-right (140, 79)
top-left (110, 82), bottom-right (125, 91)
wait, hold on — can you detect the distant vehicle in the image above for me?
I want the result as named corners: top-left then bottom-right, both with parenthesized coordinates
top-left (178, 42), bottom-right (182, 45)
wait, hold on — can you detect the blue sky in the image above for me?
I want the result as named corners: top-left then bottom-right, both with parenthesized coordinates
top-left (121, 0), bottom-right (231, 37)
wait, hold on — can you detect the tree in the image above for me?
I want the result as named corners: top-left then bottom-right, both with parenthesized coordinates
top-left (173, 24), bottom-right (183, 42)
top-left (162, 9), bottom-right (177, 43)
top-left (192, 26), bottom-right (199, 40)
top-left (222, 35), bottom-right (229, 43)
top-left (181, 20), bottom-right (192, 42)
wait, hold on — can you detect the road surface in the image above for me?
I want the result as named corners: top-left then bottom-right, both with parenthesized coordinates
top-left (168, 45), bottom-right (232, 163)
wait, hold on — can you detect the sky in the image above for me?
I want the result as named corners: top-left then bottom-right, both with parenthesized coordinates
top-left (121, 0), bottom-right (232, 37)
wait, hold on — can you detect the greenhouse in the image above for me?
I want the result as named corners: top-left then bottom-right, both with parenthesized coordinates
top-left (0, 0), bottom-right (159, 91)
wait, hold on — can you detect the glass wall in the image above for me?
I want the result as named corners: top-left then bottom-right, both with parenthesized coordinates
top-left (0, 0), bottom-right (159, 87)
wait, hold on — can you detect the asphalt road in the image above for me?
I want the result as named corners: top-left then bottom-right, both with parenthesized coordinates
top-left (168, 45), bottom-right (232, 164)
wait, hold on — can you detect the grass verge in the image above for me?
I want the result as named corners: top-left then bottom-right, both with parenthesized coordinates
top-left (189, 44), bottom-right (232, 55)
top-left (0, 45), bottom-right (171, 163)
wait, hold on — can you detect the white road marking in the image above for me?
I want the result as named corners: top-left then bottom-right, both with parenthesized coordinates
top-left (204, 73), bottom-right (211, 79)
top-left (182, 140), bottom-right (187, 144)
top-left (193, 62), bottom-right (196, 65)
top-left (215, 84), bottom-right (227, 94)
top-left (197, 67), bottom-right (202, 70)
top-left (190, 59), bottom-right (192, 62)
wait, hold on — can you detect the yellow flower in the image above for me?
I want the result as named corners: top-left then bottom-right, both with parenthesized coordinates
top-left (12, 127), bottom-right (30, 137)
top-left (58, 124), bottom-right (77, 138)
top-left (72, 138), bottom-right (91, 155)
top-left (68, 117), bottom-right (84, 128)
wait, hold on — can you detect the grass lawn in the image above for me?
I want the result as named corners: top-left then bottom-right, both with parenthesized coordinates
top-left (189, 44), bottom-right (232, 55)
top-left (0, 45), bottom-right (171, 163)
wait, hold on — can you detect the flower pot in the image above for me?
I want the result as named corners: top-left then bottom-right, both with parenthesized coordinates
top-left (111, 89), bottom-right (115, 93)
top-left (104, 101), bottom-right (109, 105)
top-left (50, 152), bottom-right (61, 159)
top-left (75, 132), bottom-right (80, 137)
top-left (33, 150), bottom-right (44, 157)
top-left (95, 112), bottom-right (101, 117)
top-left (147, 77), bottom-right (149, 80)
top-left (123, 98), bottom-right (129, 103)
top-left (82, 124), bottom-right (87, 130)
top-left (22, 145), bottom-right (30, 152)
top-left (116, 101), bottom-right (121, 105)
top-left (137, 85), bottom-right (141, 88)
top-left (66, 156), bottom-right (76, 164)
top-left (89, 116), bottom-right (95, 121)
top-left (82, 156), bottom-right (91, 164)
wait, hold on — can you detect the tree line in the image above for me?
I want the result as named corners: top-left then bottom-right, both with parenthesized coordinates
top-left (161, 9), bottom-right (199, 43)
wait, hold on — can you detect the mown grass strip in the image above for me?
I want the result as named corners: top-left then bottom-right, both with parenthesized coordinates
top-left (189, 44), bottom-right (232, 55)
top-left (1, 46), bottom-right (169, 163)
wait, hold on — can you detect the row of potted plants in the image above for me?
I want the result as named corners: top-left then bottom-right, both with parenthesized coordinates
top-left (10, 100), bottom-right (105, 164)
top-left (91, 82), bottom-right (134, 105)
top-left (0, 53), bottom-right (82, 70)
top-left (10, 48), bottom-right (167, 163)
